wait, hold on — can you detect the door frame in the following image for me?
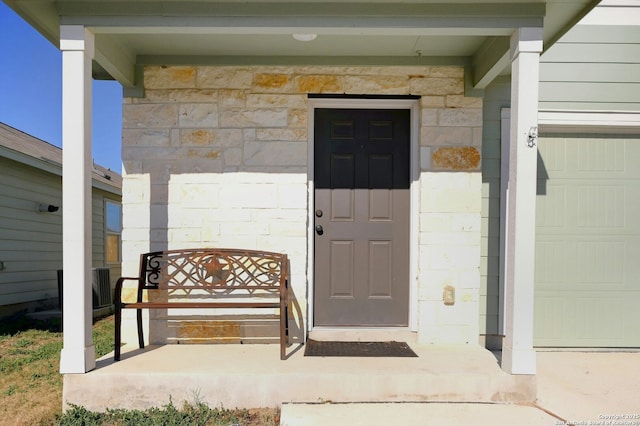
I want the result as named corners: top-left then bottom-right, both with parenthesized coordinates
top-left (306, 97), bottom-right (420, 334)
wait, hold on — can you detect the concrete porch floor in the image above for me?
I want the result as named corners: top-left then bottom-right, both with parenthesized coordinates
top-left (63, 336), bottom-right (535, 412)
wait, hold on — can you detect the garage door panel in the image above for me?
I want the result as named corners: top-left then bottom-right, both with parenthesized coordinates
top-left (535, 136), bottom-right (640, 347)
top-left (539, 184), bottom-right (640, 232)
top-left (539, 136), bottom-right (640, 178)
top-left (536, 238), bottom-right (629, 290)
top-left (535, 294), bottom-right (640, 347)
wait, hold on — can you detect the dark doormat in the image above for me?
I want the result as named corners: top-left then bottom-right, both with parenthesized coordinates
top-left (304, 339), bottom-right (418, 357)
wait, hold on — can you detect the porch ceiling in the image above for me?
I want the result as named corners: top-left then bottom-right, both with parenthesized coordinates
top-left (5, 0), bottom-right (598, 91)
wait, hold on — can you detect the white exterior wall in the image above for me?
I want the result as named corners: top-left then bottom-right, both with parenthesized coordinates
top-left (121, 65), bottom-right (483, 346)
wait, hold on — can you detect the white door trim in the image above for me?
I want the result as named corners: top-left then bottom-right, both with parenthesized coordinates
top-left (306, 98), bottom-right (420, 335)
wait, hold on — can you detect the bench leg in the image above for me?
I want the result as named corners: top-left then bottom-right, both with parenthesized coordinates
top-left (280, 280), bottom-right (288, 360)
top-left (137, 309), bottom-right (145, 349)
top-left (114, 305), bottom-right (122, 361)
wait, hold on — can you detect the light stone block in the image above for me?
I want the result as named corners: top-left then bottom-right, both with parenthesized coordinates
top-left (142, 89), bottom-right (219, 103)
top-left (197, 67), bottom-right (253, 89)
top-left (277, 183), bottom-right (308, 209)
top-left (446, 95), bottom-right (483, 108)
top-left (473, 127), bottom-right (483, 146)
top-left (204, 209), bottom-right (252, 222)
top-left (122, 160), bottom-right (143, 173)
top-left (123, 147), bottom-right (182, 162)
top-left (168, 228), bottom-right (202, 243)
top-left (122, 177), bottom-right (150, 203)
top-left (419, 212), bottom-right (452, 233)
top-left (219, 108), bottom-right (288, 128)
top-left (220, 184), bottom-right (278, 209)
top-left (420, 109), bottom-right (438, 126)
top-left (145, 66), bottom-right (196, 89)
top-left (295, 75), bottom-right (343, 93)
top-left (178, 103), bottom-right (218, 127)
top-left (269, 222), bottom-right (307, 237)
top-left (252, 73), bottom-right (294, 92)
top-left (421, 188), bottom-right (482, 213)
top-left (243, 128), bottom-right (257, 141)
top-left (255, 209), bottom-right (307, 223)
top-left (219, 89), bottom-right (246, 107)
top-left (256, 128), bottom-right (307, 141)
top-left (122, 129), bottom-right (171, 147)
top-left (200, 224), bottom-right (221, 241)
top-left (438, 108), bottom-right (483, 127)
top-left (149, 205), bottom-right (169, 228)
top-left (423, 245), bottom-right (481, 270)
top-left (220, 222), bottom-right (269, 236)
top-left (121, 228), bottom-right (151, 242)
top-left (243, 141), bottom-right (307, 167)
top-left (422, 172), bottom-right (481, 191)
top-left (344, 75), bottom-right (410, 94)
top-left (436, 300), bottom-right (480, 326)
top-left (420, 126), bottom-right (473, 147)
top-left (420, 212), bottom-right (481, 234)
top-left (419, 324), bottom-right (476, 345)
top-left (410, 77), bottom-right (464, 95)
top-left (256, 235), bottom-right (307, 257)
top-left (451, 213), bottom-right (482, 233)
top-left (123, 104), bottom-right (179, 128)
top-left (180, 129), bottom-right (244, 147)
top-left (417, 270), bottom-right (456, 301)
top-left (216, 235), bottom-right (259, 249)
top-left (123, 204), bottom-right (151, 228)
top-left (246, 94), bottom-right (307, 108)
top-left (420, 96), bottom-right (446, 108)
top-left (420, 147), bottom-right (432, 171)
top-left (289, 109), bottom-right (308, 128)
top-left (224, 148), bottom-right (243, 166)
top-left (169, 184), bottom-right (220, 207)
top-left (169, 172), bottom-right (222, 185)
top-left (422, 231), bottom-right (482, 247)
top-left (428, 67), bottom-right (465, 78)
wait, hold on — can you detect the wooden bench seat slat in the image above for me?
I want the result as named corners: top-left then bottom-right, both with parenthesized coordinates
top-left (114, 248), bottom-right (289, 361)
top-left (122, 302), bottom-right (281, 309)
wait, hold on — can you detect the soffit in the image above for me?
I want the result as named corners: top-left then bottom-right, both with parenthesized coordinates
top-left (4, 0), bottom-right (599, 90)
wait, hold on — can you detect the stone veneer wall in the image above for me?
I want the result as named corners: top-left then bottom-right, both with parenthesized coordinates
top-left (120, 65), bottom-right (482, 346)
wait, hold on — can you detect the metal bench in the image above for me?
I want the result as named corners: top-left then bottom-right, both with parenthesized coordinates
top-left (114, 248), bottom-right (289, 360)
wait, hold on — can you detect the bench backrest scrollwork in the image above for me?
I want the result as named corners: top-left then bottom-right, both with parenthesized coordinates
top-left (136, 249), bottom-right (287, 299)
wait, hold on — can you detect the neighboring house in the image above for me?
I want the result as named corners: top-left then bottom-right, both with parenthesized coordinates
top-left (0, 123), bottom-right (122, 319)
top-left (4, 0), bottom-right (625, 382)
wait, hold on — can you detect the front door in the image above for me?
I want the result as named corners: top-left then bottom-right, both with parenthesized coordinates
top-left (314, 108), bottom-right (410, 326)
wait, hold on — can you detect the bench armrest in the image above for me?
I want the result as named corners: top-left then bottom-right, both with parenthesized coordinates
top-left (114, 277), bottom-right (142, 305)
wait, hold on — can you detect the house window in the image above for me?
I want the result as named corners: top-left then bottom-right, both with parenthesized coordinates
top-left (105, 200), bottom-right (122, 264)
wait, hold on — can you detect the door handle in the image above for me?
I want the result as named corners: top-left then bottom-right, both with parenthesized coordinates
top-left (315, 225), bottom-right (324, 235)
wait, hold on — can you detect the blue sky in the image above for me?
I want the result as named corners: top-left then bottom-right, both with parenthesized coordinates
top-left (0, 2), bottom-right (123, 172)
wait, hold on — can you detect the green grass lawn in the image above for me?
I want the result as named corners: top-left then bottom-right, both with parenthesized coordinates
top-left (0, 314), bottom-right (278, 426)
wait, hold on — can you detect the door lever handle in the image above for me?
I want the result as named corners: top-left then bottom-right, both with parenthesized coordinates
top-left (315, 225), bottom-right (324, 235)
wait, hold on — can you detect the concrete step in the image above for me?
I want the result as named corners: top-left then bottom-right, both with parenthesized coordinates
top-left (279, 402), bottom-right (556, 426)
top-left (63, 343), bottom-right (535, 412)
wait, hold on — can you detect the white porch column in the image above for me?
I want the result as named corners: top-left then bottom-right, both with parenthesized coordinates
top-left (59, 26), bottom-right (96, 374)
top-left (502, 27), bottom-right (542, 375)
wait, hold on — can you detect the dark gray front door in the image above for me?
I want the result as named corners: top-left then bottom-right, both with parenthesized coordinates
top-left (314, 108), bottom-right (410, 326)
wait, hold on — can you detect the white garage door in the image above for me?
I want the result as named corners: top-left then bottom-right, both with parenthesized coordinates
top-left (535, 135), bottom-right (640, 347)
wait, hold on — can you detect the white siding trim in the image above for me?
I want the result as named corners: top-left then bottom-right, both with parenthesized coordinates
top-left (579, 3), bottom-right (640, 26)
top-left (539, 110), bottom-right (640, 134)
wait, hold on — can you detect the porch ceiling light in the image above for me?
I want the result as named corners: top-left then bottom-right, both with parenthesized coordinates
top-left (292, 33), bottom-right (317, 42)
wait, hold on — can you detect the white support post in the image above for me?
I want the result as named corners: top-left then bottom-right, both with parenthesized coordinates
top-left (59, 26), bottom-right (96, 374)
top-left (502, 27), bottom-right (542, 375)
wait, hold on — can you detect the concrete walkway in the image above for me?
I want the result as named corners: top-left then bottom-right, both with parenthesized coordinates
top-left (280, 351), bottom-right (640, 425)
